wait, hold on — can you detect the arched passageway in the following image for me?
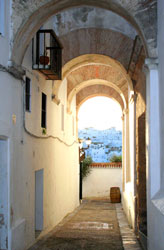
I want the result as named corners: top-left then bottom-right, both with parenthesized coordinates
top-left (78, 96), bottom-right (123, 198)
top-left (57, 51), bottom-right (146, 241)
top-left (0, 1), bottom-right (160, 250)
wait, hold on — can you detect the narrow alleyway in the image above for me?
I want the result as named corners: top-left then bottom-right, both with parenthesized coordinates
top-left (29, 199), bottom-right (142, 250)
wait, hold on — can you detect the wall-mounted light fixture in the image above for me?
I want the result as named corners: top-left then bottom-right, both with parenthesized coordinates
top-left (79, 137), bottom-right (91, 162)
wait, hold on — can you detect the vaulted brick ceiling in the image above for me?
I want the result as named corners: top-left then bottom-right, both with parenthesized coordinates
top-left (67, 64), bottom-right (129, 101)
top-left (76, 84), bottom-right (124, 111)
top-left (60, 29), bottom-right (134, 70)
top-left (49, 7), bottom-right (137, 70)
top-left (11, 0), bottom-right (157, 67)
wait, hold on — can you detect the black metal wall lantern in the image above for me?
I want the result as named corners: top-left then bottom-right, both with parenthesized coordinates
top-left (32, 29), bottom-right (63, 80)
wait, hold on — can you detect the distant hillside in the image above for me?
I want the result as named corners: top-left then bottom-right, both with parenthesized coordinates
top-left (78, 127), bottom-right (122, 163)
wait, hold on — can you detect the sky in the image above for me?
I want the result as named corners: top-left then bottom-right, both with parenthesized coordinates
top-left (78, 97), bottom-right (122, 131)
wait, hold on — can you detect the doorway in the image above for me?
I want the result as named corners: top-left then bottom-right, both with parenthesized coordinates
top-left (35, 169), bottom-right (44, 236)
top-left (0, 137), bottom-right (9, 250)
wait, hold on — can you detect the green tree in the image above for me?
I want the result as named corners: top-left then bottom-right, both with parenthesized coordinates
top-left (82, 156), bottom-right (92, 179)
top-left (109, 154), bottom-right (122, 162)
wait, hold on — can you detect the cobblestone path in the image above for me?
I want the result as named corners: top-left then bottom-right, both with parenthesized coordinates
top-left (29, 199), bottom-right (142, 250)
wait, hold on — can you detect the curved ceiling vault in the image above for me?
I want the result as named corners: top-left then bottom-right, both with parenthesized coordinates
top-left (11, 0), bottom-right (157, 68)
top-left (76, 84), bottom-right (124, 113)
top-left (52, 54), bottom-right (133, 113)
top-left (17, 5), bottom-right (140, 114)
top-left (45, 7), bottom-right (137, 70)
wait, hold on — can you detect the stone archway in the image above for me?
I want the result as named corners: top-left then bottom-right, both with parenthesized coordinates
top-left (11, 0), bottom-right (156, 69)
top-left (11, 2), bottom-right (150, 244)
top-left (76, 85), bottom-right (124, 113)
top-left (52, 54), bottom-right (133, 107)
top-left (0, 1), bottom-right (159, 248)
top-left (67, 79), bottom-right (126, 114)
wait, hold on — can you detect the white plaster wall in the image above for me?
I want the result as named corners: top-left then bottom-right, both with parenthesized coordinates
top-left (129, 98), bottom-right (136, 197)
top-left (7, 79), bottom-right (79, 250)
top-left (20, 133), bottom-right (79, 249)
top-left (0, 138), bottom-right (9, 250)
top-left (145, 1), bottom-right (164, 250)
top-left (13, 49), bottom-right (79, 249)
top-left (121, 87), bottom-right (137, 231)
top-left (83, 167), bottom-right (122, 198)
top-left (0, 30), bottom-right (79, 250)
top-left (45, 7), bottom-right (136, 39)
top-left (0, 71), bottom-right (23, 250)
top-left (159, 1), bottom-right (164, 189)
top-left (0, 72), bottom-right (79, 250)
top-left (122, 184), bottom-right (136, 229)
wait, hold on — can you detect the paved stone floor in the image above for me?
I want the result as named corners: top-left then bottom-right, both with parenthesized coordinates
top-left (29, 198), bottom-right (142, 250)
top-left (116, 204), bottom-right (143, 250)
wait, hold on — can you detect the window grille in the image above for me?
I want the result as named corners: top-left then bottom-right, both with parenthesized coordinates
top-left (41, 93), bottom-right (47, 128)
top-left (32, 29), bottom-right (63, 80)
top-left (25, 77), bottom-right (31, 112)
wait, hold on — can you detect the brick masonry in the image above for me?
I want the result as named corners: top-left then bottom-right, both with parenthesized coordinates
top-left (90, 162), bottom-right (122, 168)
top-left (76, 85), bottom-right (124, 111)
top-left (60, 29), bottom-right (134, 70)
top-left (67, 64), bottom-right (129, 102)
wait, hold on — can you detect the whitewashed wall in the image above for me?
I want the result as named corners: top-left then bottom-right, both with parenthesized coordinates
top-left (83, 166), bottom-right (122, 198)
top-left (0, 14), bottom-right (79, 250)
top-left (145, 1), bottom-right (164, 250)
top-left (10, 44), bottom-right (79, 250)
top-left (122, 93), bottom-right (137, 230)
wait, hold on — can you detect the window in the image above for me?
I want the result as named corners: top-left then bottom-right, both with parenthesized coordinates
top-left (41, 93), bottom-right (47, 128)
top-left (25, 77), bottom-right (31, 112)
top-left (0, 0), bottom-right (5, 36)
top-left (61, 104), bottom-right (64, 131)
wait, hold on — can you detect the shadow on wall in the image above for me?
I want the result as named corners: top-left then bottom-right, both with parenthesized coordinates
top-left (137, 112), bottom-right (147, 236)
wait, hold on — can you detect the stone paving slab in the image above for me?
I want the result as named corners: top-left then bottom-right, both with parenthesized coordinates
top-left (116, 204), bottom-right (143, 250)
top-left (29, 199), bottom-right (124, 250)
top-left (28, 199), bottom-right (143, 250)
